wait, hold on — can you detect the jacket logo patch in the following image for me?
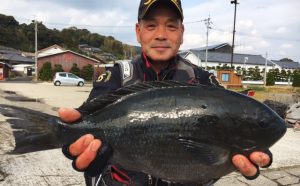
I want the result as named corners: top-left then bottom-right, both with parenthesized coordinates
top-left (121, 61), bottom-right (131, 80)
top-left (97, 71), bottom-right (112, 82)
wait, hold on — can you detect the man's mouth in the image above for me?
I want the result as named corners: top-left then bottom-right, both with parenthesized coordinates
top-left (152, 46), bottom-right (170, 51)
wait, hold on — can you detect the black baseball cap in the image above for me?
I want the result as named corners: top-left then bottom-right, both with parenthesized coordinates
top-left (138, 0), bottom-right (183, 21)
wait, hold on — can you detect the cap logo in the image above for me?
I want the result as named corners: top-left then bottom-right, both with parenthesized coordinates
top-left (144, 0), bottom-right (157, 6)
top-left (171, 0), bottom-right (179, 6)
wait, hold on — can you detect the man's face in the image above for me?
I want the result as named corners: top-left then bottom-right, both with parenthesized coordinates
top-left (136, 5), bottom-right (184, 62)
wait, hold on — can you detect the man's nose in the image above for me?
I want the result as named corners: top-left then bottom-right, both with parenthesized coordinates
top-left (155, 25), bottom-right (167, 40)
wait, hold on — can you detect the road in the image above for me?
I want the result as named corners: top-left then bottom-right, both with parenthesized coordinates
top-left (0, 82), bottom-right (299, 186)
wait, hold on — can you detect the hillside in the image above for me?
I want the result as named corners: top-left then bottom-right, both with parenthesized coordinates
top-left (0, 14), bottom-right (139, 59)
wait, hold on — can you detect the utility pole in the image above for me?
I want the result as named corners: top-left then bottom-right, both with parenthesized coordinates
top-left (230, 0), bottom-right (239, 69)
top-left (32, 18), bottom-right (38, 80)
top-left (204, 16), bottom-right (212, 70)
top-left (264, 52), bottom-right (268, 86)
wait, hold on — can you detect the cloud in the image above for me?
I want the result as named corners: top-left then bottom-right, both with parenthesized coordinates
top-left (280, 44), bottom-right (293, 49)
top-left (276, 27), bottom-right (287, 34)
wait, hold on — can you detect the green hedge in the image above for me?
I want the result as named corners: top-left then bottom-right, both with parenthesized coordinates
top-left (39, 62), bottom-right (52, 81)
top-left (292, 71), bottom-right (300, 87)
top-left (266, 71), bottom-right (275, 86)
top-left (81, 64), bottom-right (94, 81)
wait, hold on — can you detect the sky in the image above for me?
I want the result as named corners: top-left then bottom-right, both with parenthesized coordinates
top-left (1, 0), bottom-right (300, 62)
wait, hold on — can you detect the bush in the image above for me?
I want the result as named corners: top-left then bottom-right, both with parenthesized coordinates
top-left (53, 64), bottom-right (64, 76)
top-left (81, 64), bottom-right (94, 81)
top-left (266, 71), bottom-right (275, 86)
top-left (70, 63), bottom-right (80, 76)
top-left (292, 71), bottom-right (300, 87)
top-left (39, 62), bottom-right (52, 81)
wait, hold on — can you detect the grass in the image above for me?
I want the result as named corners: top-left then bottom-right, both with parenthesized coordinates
top-left (229, 85), bottom-right (300, 102)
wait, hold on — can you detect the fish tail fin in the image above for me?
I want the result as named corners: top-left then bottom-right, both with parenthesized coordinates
top-left (0, 104), bottom-right (64, 154)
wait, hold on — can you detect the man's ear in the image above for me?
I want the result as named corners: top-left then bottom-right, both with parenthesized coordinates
top-left (135, 23), bottom-right (141, 44)
top-left (180, 24), bottom-right (185, 44)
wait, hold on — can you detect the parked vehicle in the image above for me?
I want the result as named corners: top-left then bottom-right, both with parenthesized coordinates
top-left (53, 72), bottom-right (85, 86)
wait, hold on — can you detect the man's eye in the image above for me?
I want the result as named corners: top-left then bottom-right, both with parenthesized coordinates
top-left (167, 25), bottom-right (178, 31)
top-left (146, 24), bottom-right (156, 30)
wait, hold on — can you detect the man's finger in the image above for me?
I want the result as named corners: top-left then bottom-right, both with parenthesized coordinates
top-left (75, 139), bottom-right (102, 170)
top-left (249, 152), bottom-right (270, 167)
top-left (58, 107), bottom-right (81, 123)
top-left (232, 154), bottom-right (258, 177)
top-left (69, 134), bottom-right (95, 156)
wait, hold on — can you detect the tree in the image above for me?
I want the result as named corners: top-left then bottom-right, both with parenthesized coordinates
top-left (39, 62), bottom-right (52, 81)
top-left (0, 14), bottom-right (140, 58)
top-left (266, 70), bottom-right (276, 86)
top-left (292, 70), bottom-right (300, 87)
top-left (70, 63), bottom-right (80, 76)
top-left (52, 64), bottom-right (64, 76)
top-left (81, 64), bottom-right (94, 81)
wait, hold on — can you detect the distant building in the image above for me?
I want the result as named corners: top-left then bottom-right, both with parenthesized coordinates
top-left (179, 43), bottom-right (275, 72)
top-left (271, 60), bottom-right (300, 72)
top-left (38, 50), bottom-right (102, 72)
top-left (0, 46), bottom-right (34, 78)
top-left (78, 44), bottom-right (102, 54)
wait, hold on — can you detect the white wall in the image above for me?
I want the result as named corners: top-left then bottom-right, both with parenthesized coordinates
top-left (185, 53), bottom-right (276, 72)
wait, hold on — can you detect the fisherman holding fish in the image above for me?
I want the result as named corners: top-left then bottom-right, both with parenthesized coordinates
top-left (59, 0), bottom-right (273, 185)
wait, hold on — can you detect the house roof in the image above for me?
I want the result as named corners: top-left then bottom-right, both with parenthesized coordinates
top-left (0, 61), bottom-right (13, 68)
top-left (191, 43), bottom-right (230, 51)
top-left (0, 53), bottom-right (34, 63)
top-left (38, 44), bottom-right (66, 54)
top-left (186, 50), bottom-right (274, 66)
top-left (271, 60), bottom-right (300, 69)
top-left (0, 45), bottom-right (20, 54)
top-left (38, 50), bottom-right (101, 63)
top-left (178, 51), bottom-right (190, 58)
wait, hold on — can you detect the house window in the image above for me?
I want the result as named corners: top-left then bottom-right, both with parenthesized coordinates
top-left (221, 73), bottom-right (229, 82)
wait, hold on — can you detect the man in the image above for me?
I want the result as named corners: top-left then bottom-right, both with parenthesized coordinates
top-left (59, 0), bottom-right (272, 185)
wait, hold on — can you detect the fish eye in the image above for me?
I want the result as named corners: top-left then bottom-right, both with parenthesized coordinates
top-left (259, 120), bottom-right (269, 128)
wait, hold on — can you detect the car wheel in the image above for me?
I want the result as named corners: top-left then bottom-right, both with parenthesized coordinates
top-left (78, 81), bottom-right (84, 86)
top-left (54, 81), bottom-right (61, 86)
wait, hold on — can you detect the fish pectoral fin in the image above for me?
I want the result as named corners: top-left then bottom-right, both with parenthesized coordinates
top-left (178, 137), bottom-right (228, 166)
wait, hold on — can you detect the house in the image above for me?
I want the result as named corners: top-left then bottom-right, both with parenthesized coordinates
top-left (271, 60), bottom-right (300, 72)
top-left (179, 43), bottom-right (275, 72)
top-left (0, 62), bottom-right (12, 80)
top-left (37, 46), bottom-right (103, 79)
top-left (78, 44), bottom-right (102, 54)
top-left (0, 46), bottom-right (34, 78)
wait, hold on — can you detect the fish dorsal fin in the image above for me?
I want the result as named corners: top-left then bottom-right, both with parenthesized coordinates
top-left (80, 81), bottom-right (195, 116)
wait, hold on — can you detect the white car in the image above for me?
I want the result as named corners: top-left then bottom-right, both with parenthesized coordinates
top-left (53, 72), bottom-right (85, 86)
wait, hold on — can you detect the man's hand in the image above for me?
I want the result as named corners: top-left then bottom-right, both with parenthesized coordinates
top-left (58, 108), bottom-right (82, 123)
top-left (232, 152), bottom-right (271, 178)
top-left (58, 108), bottom-right (102, 170)
top-left (68, 134), bottom-right (102, 170)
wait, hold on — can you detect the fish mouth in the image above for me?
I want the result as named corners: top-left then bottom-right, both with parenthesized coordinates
top-left (285, 118), bottom-right (300, 124)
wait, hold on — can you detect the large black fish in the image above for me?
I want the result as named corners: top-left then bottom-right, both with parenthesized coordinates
top-left (0, 81), bottom-right (286, 183)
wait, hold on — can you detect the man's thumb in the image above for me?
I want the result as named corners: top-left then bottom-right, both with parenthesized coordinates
top-left (58, 108), bottom-right (82, 123)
